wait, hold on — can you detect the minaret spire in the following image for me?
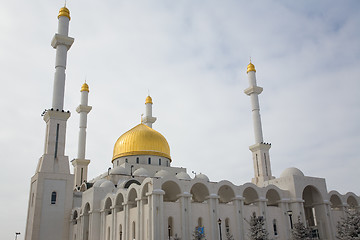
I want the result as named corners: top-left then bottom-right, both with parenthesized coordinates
top-left (244, 61), bottom-right (274, 186)
top-left (72, 83), bottom-right (92, 188)
top-left (141, 95), bottom-right (157, 128)
top-left (51, 6), bottom-right (74, 110)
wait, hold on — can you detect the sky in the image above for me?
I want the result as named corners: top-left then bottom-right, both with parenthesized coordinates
top-left (1, 0), bottom-right (360, 239)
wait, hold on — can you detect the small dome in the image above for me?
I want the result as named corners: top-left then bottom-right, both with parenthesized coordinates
top-left (81, 83), bottom-right (89, 92)
top-left (117, 179), bottom-right (127, 187)
top-left (247, 61), bottom-right (256, 73)
top-left (58, 7), bottom-right (70, 20)
top-left (280, 167), bottom-right (305, 178)
top-left (93, 179), bottom-right (106, 187)
top-left (176, 172), bottom-right (191, 180)
top-left (154, 170), bottom-right (171, 178)
top-left (195, 173), bottom-right (209, 182)
top-left (112, 124), bottom-right (171, 162)
top-left (110, 166), bottom-right (129, 175)
top-left (145, 96), bottom-right (153, 104)
top-left (100, 180), bottom-right (115, 189)
top-left (133, 167), bottom-right (150, 177)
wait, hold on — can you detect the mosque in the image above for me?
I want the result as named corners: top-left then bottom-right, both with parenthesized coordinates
top-left (24, 6), bottom-right (359, 240)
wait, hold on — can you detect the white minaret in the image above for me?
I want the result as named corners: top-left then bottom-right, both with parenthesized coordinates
top-left (25, 7), bottom-right (74, 240)
top-left (244, 61), bottom-right (274, 186)
top-left (141, 95), bottom-right (157, 128)
top-left (51, 6), bottom-right (74, 110)
top-left (72, 83), bottom-right (92, 188)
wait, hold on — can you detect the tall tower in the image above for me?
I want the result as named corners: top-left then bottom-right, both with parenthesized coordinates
top-left (141, 95), bottom-right (157, 128)
top-left (72, 83), bottom-right (92, 188)
top-left (25, 7), bottom-right (74, 240)
top-left (244, 61), bottom-right (274, 186)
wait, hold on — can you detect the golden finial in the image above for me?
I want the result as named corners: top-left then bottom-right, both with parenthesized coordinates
top-left (81, 82), bottom-right (89, 92)
top-left (247, 58), bottom-right (256, 73)
top-left (145, 95), bottom-right (153, 104)
top-left (58, 6), bottom-right (71, 20)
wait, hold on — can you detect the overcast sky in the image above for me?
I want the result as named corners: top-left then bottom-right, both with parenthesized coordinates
top-left (1, 0), bottom-right (359, 239)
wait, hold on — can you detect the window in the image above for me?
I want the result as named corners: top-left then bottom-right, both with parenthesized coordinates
top-left (51, 191), bottom-right (57, 204)
top-left (31, 193), bottom-right (34, 206)
top-left (132, 221), bottom-right (136, 239)
top-left (117, 160), bottom-right (119, 166)
top-left (125, 158), bottom-right (128, 163)
top-left (168, 217), bottom-right (173, 237)
top-left (148, 157), bottom-right (151, 164)
top-left (225, 218), bottom-right (230, 233)
top-left (159, 158), bottom-right (161, 166)
top-left (136, 157), bottom-right (139, 164)
top-left (273, 219), bottom-right (278, 236)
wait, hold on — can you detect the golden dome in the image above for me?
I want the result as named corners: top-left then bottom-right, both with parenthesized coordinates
top-left (112, 124), bottom-right (171, 162)
top-left (81, 83), bottom-right (89, 92)
top-left (58, 7), bottom-right (71, 20)
top-left (247, 62), bottom-right (256, 73)
top-left (145, 96), bottom-right (153, 104)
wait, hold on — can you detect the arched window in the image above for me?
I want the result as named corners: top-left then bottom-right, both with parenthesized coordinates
top-left (132, 221), bottom-right (136, 239)
top-left (148, 157), bottom-right (151, 164)
top-left (136, 157), bottom-right (139, 164)
top-left (168, 217), bottom-right (173, 238)
top-left (225, 218), bottom-right (230, 233)
top-left (119, 224), bottom-right (123, 240)
top-left (159, 158), bottom-right (161, 166)
top-left (73, 211), bottom-right (78, 224)
top-left (51, 191), bottom-right (57, 204)
top-left (273, 219), bottom-right (278, 236)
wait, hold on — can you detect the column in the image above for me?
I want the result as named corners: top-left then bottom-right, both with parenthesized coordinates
top-left (206, 194), bottom-right (219, 240)
top-left (233, 196), bottom-right (245, 240)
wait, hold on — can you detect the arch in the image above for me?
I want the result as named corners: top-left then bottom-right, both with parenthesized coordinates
top-left (302, 185), bottom-right (323, 227)
top-left (124, 179), bottom-right (141, 189)
top-left (104, 197), bottom-right (112, 215)
top-left (190, 182), bottom-right (210, 203)
top-left (83, 202), bottom-right (91, 214)
top-left (115, 193), bottom-right (124, 212)
top-left (83, 203), bottom-right (91, 240)
top-left (73, 210), bottom-right (78, 224)
top-left (162, 181), bottom-right (181, 202)
top-left (218, 185), bottom-right (235, 204)
top-left (347, 195), bottom-right (359, 209)
top-left (243, 187), bottom-right (259, 205)
top-left (330, 194), bottom-right (342, 209)
top-left (128, 188), bottom-right (138, 208)
top-left (266, 189), bottom-right (281, 207)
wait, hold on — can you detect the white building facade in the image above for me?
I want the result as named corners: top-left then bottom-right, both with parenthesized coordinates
top-left (25, 6), bottom-right (359, 240)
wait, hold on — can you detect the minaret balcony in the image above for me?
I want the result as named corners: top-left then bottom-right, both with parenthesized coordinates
top-left (51, 34), bottom-right (74, 49)
top-left (244, 86), bottom-right (263, 95)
